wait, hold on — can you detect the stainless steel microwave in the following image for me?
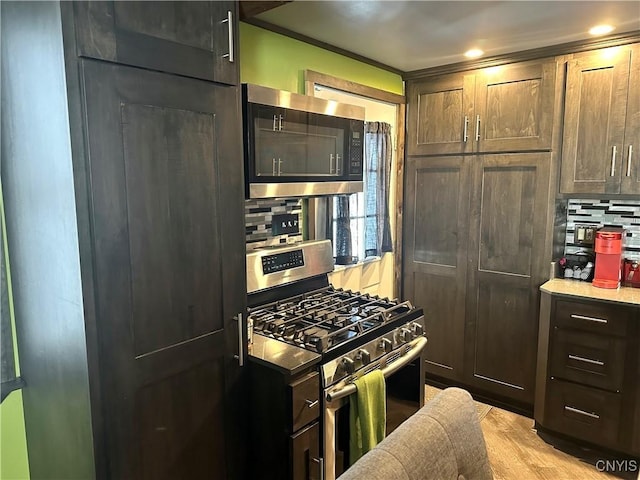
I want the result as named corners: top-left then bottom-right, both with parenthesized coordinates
top-left (242, 84), bottom-right (365, 199)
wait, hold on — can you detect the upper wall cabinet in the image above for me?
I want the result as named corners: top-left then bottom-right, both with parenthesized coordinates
top-left (406, 73), bottom-right (475, 155)
top-left (406, 59), bottom-right (557, 156)
top-left (73, 1), bottom-right (239, 85)
top-left (560, 44), bottom-right (640, 195)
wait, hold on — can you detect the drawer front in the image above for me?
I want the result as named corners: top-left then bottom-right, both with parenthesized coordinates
top-left (290, 421), bottom-right (321, 480)
top-left (545, 379), bottom-right (622, 447)
top-left (550, 329), bottom-right (626, 392)
top-left (554, 299), bottom-right (629, 336)
top-left (289, 372), bottom-right (320, 432)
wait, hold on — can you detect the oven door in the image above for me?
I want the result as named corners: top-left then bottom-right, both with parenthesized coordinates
top-left (323, 337), bottom-right (426, 480)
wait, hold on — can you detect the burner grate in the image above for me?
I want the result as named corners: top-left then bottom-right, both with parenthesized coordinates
top-left (248, 286), bottom-right (414, 353)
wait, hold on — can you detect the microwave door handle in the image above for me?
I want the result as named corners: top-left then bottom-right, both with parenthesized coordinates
top-left (329, 154), bottom-right (335, 174)
top-left (273, 115), bottom-right (277, 131)
top-left (278, 114), bottom-right (283, 131)
top-left (278, 158), bottom-right (282, 175)
top-left (336, 154), bottom-right (341, 175)
top-left (272, 158), bottom-right (277, 176)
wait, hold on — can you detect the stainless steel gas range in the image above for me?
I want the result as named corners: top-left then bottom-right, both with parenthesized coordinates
top-left (246, 240), bottom-right (427, 480)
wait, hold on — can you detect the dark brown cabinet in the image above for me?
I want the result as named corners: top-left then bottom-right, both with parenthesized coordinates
top-left (406, 74), bottom-right (475, 155)
top-left (560, 44), bottom-right (640, 195)
top-left (402, 156), bottom-right (471, 380)
top-left (406, 59), bottom-right (556, 156)
top-left (535, 294), bottom-right (640, 456)
top-left (82, 60), bottom-right (246, 480)
top-left (402, 153), bottom-right (551, 406)
top-left (2, 2), bottom-right (246, 479)
top-left (249, 365), bottom-right (322, 480)
top-left (73, 1), bottom-right (238, 84)
top-left (464, 153), bottom-right (551, 405)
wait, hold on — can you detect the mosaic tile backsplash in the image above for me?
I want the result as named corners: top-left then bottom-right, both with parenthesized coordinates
top-left (245, 198), bottom-right (303, 250)
top-left (565, 199), bottom-right (640, 261)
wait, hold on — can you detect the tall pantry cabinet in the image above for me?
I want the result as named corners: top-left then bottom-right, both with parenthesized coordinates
top-left (403, 58), bottom-right (556, 407)
top-left (2, 2), bottom-right (247, 479)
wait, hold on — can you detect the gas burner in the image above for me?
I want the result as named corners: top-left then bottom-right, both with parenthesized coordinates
top-left (248, 285), bottom-right (419, 355)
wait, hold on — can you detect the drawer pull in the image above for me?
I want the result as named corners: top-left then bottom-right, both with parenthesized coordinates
top-left (564, 405), bottom-right (600, 420)
top-left (570, 314), bottom-right (608, 324)
top-left (305, 399), bottom-right (319, 408)
top-left (568, 354), bottom-right (604, 366)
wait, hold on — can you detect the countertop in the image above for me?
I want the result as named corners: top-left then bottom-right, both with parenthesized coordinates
top-left (540, 279), bottom-right (640, 306)
top-left (248, 334), bottom-right (321, 376)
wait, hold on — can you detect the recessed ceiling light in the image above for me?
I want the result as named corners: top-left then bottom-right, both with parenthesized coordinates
top-left (589, 24), bottom-right (615, 36)
top-left (464, 48), bottom-right (484, 59)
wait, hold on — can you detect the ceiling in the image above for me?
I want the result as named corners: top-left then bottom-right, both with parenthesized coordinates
top-left (249, 1), bottom-right (640, 73)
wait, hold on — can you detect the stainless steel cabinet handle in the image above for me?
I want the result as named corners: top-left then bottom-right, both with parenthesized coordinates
top-left (221, 10), bottom-right (234, 63)
top-left (233, 313), bottom-right (244, 367)
top-left (278, 114), bottom-right (283, 131)
top-left (627, 145), bottom-right (634, 177)
top-left (570, 314), bottom-right (608, 324)
top-left (475, 115), bottom-right (481, 141)
top-left (311, 457), bottom-right (325, 480)
top-left (568, 354), bottom-right (604, 366)
top-left (564, 405), bottom-right (600, 420)
top-left (272, 158), bottom-right (277, 175)
top-left (304, 399), bottom-right (319, 408)
top-left (463, 115), bottom-right (469, 142)
top-left (611, 145), bottom-right (617, 176)
top-left (329, 154), bottom-right (335, 174)
top-left (336, 154), bottom-right (341, 175)
top-left (278, 158), bottom-right (282, 175)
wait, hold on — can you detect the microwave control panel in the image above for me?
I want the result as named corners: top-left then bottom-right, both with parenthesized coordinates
top-left (262, 249), bottom-right (305, 274)
top-left (349, 122), bottom-right (364, 175)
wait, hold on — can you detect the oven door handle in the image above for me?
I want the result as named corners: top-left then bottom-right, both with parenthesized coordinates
top-left (325, 336), bottom-right (427, 403)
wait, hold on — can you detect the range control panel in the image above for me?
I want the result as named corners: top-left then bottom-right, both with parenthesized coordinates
top-left (262, 249), bottom-right (305, 274)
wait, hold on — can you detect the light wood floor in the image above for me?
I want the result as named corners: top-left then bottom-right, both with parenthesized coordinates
top-left (481, 406), bottom-right (636, 480)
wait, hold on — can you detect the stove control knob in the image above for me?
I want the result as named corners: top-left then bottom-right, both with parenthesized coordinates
top-left (400, 328), bottom-right (413, 343)
top-left (339, 357), bottom-right (355, 375)
top-left (379, 338), bottom-right (393, 354)
top-left (412, 322), bottom-right (424, 337)
top-left (357, 349), bottom-right (371, 366)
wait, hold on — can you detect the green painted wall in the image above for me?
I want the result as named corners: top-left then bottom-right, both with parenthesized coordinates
top-left (0, 180), bottom-right (29, 480)
top-left (239, 22), bottom-right (403, 95)
top-left (1, 392), bottom-right (29, 480)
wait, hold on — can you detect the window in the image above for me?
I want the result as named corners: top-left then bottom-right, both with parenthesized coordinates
top-left (305, 72), bottom-right (403, 269)
top-left (332, 121), bottom-right (393, 264)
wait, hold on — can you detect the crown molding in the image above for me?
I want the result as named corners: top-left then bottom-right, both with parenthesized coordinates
top-left (403, 30), bottom-right (640, 80)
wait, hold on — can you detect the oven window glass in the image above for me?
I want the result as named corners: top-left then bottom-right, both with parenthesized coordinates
top-left (332, 359), bottom-right (423, 476)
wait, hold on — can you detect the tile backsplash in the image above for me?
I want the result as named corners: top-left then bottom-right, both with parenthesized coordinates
top-left (245, 198), bottom-right (303, 250)
top-left (565, 199), bottom-right (640, 261)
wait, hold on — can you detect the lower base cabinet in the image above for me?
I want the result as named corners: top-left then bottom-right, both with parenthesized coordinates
top-left (249, 362), bottom-right (321, 480)
top-left (535, 292), bottom-right (640, 456)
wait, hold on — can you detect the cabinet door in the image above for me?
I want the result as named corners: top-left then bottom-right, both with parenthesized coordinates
top-left (560, 46), bottom-right (632, 194)
top-left (465, 153), bottom-right (551, 405)
top-left (475, 60), bottom-right (556, 152)
top-left (82, 60), bottom-right (246, 479)
top-left (290, 422), bottom-right (321, 480)
top-left (73, 1), bottom-right (238, 84)
top-left (402, 157), bottom-right (471, 381)
top-left (621, 46), bottom-right (640, 195)
top-left (406, 74), bottom-right (475, 156)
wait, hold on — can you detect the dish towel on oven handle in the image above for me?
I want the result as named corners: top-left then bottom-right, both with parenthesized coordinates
top-left (349, 369), bottom-right (386, 465)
